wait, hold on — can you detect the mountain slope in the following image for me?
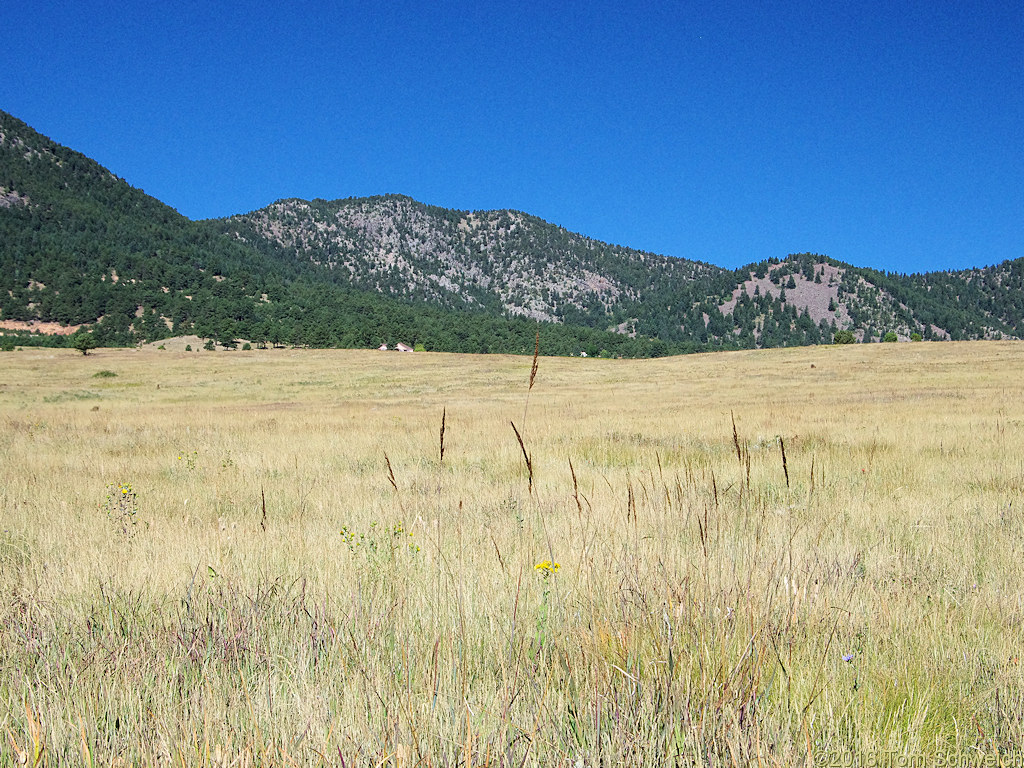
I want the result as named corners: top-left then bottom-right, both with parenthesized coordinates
top-left (1, 108), bottom-right (1021, 352)
top-left (216, 195), bottom-right (729, 323)
top-left (0, 109), bottom-right (293, 344)
top-left (0, 110), bottom-right (673, 356)
top-left (219, 198), bottom-right (1022, 346)
top-left (719, 254), bottom-right (1022, 343)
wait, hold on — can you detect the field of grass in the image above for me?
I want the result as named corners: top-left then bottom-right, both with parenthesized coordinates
top-left (2, 342), bottom-right (1023, 766)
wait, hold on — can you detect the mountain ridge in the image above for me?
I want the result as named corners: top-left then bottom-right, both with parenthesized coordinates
top-left (215, 194), bottom-right (1022, 345)
top-left (2, 108), bottom-right (1022, 353)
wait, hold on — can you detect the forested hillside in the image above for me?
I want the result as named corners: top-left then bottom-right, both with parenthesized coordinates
top-left (0, 111), bottom-right (669, 356)
top-left (1, 109), bottom-right (1021, 354)
top-left (221, 198), bottom-right (1022, 346)
top-left (0, 110), bottom-right (287, 346)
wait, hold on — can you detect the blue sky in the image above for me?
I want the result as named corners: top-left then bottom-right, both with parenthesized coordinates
top-left (3, 0), bottom-right (1022, 273)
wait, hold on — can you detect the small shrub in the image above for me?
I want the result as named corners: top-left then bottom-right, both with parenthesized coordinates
top-left (203, 339), bottom-right (215, 351)
top-left (157, 344), bottom-right (166, 350)
top-left (833, 330), bottom-right (856, 345)
top-left (185, 344), bottom-right (192, 351)
top-left (93, 370), bottom-right (117, 378)
top-left (910, 333), bottom-right (922, 342)
top-left (883, 331), bottom-right (898, 343)
top-left (242, 343), bottom-right (252, 351)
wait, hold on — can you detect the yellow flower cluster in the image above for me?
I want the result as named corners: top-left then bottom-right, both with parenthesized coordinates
top-left (339, 524), bottom-right (420, 554)
top-left (534, 560), bottom-right (560, 574)
top-left (340, 527), bottom-right (363, 546)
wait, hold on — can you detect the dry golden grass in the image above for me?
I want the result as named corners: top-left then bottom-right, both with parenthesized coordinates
top-left (2, 342), bottom-right (1023, 766)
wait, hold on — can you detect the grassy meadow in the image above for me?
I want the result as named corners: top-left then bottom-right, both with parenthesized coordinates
top-left (1, 341), bottom-right (1023, 766)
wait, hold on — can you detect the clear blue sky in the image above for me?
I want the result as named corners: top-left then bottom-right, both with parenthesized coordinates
top-left (3, 0), bottom-right (1022, 273)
